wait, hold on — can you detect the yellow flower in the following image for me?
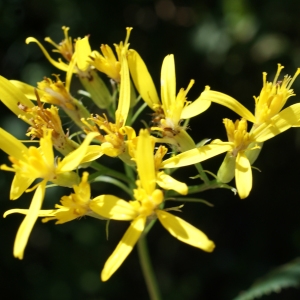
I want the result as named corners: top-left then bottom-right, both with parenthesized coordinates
top-left (1, 128), bottom-right (99, 259)
top-left (81, 41), bottom-right (132, 158)
top-left (199, 64), bottom-right (300, 128)
top-left (26, 26), bottom-right (79, 73)
top-left (8, 75), bottom-right (91, 129)
top-left (128, 51), bottom-right (211, 150)
top-left (89, 129), bottom-right (215, 281)
top-left (89, 27), bottom-right (132, 82)
top-left (162, 103), bottom-right (300, 198)
top-left (5, 172), bottom-right (106, 224)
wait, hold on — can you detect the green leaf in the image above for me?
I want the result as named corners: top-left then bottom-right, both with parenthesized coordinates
top-left (91, 175), bottom-right (132, 197)
top-left (233, 257), bottom-right (300, 300)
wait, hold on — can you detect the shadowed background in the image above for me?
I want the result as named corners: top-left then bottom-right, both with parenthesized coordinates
top-left (1, 0), bottom-right (300, 299)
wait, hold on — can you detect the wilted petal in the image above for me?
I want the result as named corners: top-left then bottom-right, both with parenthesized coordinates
top-left (101, 216), bottom-right (146, 281)
top-left (156, 172), bottom-right (188, 195)
top-left (235, 152), bottom-right (252, 199)
top-left (157, 210), bottom-right (215, 252)
top-left (128, 50), bottom-right (160, 110)
top-left (201, 88), bottom-right (256, 123)
top-left (90, 195), bottom-right (138, 220)
top-left (161, 142), bottom-right (232, 168)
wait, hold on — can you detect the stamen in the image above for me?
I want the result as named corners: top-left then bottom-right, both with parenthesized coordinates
top-left (287, 68), bottom-right (300, 89)
top-left (184, 79), bottom-right (195, 96)
top-left (272, 63), bottom-right (284, 86)
top-left (262, 72), bottom-right (267, 86)
top-left (124, 27), bottom-right (133, 46)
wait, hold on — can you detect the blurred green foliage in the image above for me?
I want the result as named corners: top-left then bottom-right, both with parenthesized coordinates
top-left (1, 0), bottom-right (300, 299)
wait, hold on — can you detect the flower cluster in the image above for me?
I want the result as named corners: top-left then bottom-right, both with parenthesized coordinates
top-left (1, 27), bottom-right (300, 283)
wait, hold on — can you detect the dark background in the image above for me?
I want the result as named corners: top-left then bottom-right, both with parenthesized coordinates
top-left (1, 0), bottom-right (300, 299)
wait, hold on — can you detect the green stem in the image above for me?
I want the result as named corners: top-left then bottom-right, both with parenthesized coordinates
top-left (137, 236), bottom-right (162, 300)
top-left (91, 175), bottom-right (132, 196)
top-left (195, 162), bottom-right (210, 185)
top-left (130, 101), bottom-right (148, 125)
top-left (123, 163), bottom-right (136, 190)
top-left (166, 179), bottom-right (235, 197)
top-left (89, 161), bottom-right (134, 185)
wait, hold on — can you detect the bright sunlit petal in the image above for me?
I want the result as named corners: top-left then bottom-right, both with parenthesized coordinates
top-left (201, 88), bottom-right (256, 123)
top-left (128, 50), bottom-right (160, 110)
top-left (157, 210), bottom-right (215, 252)
top-left (90, 195), bottom-right (138, 220)
top-left (161, 142), bottom-right (232, 168)
top-left (12, 180), bottom-right (46, 259)
top-left (235, 152), bottom-right (252, 199)
top-left (161, 54), bottom-right (176, 114)
top-left (136, 129), bottom-right (156, 194)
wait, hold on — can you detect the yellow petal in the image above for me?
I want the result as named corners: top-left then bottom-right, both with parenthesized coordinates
top-left (80, 145), bottom-right (103, 164)
top-left (40, 129), bottom-right (54, 167)
top-left (181, 96), bottom-right (211, 119)
top-left (161, 54), bottom-right (176, 114)
top-left (0, 128), bottom-right (29, 160)
top-left (120, 126), bottom-right (136, 141)
top-left (136, 129), bottom-right (156, 194)
top-left (12, 180), bottom-right (46, 259)
top-left (10, 174), bottom-right (35, 200)
top-left (75, 37), bottom-right (91, 71)
top-left (115, 52), bottom-right (130, 126)
top-left (161, 142), bottom-right (232, 168)
top-left (65, 52), bottom-right (77, 92)
top-left (201, 88), bottom-right (256, 123)
top-left (0, 76), bottom-right (34, 121)
top-left (4, 208), bottom-right (56, 217)
top-left (10, 80), bottom-right (46, 100)
top-left (128, 50), bottom-right (160, 110)
top-left (26, 37), bottom-right (69, 71)
top-left (235, 152), bottom-right (252, 199)
top-left (156, 172), bottom-right (188, 195)
top-left (156, 210), bottom-right (215, 252)
top-left (101, 216), bottom-right (146, 281)
top-left (253, 103), bottom-right (300, 142)
top-left (90, 195), bottom-right (138, 220)
top-left (58, 132), bottom-right (99, 172)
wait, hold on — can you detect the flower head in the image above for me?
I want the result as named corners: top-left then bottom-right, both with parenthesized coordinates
top-left (1, 128), bottom-right (99, 259)
top-left (128, 51), bottom-right (211, 150)
top-left (89, 129), bottom-right (215, 281)
top-left (161, 102), bottom-right (300, 198)
top-left (199, 64), bottom-right (300, 129)
top-left (26, 26), bottom-right (74, 72)
top-left (89, 27), bottom-right (132, 82)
